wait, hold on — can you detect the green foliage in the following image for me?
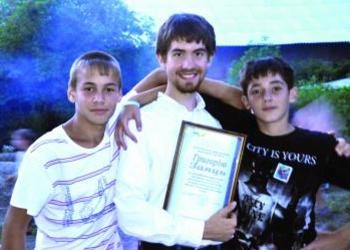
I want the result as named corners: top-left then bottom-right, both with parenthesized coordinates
top-left (296, 85), bottom-right (350, 137)
top-left (0, 0), bottom-right (52, 52)
top-left (293, 59), bottom-right (350, 86)
top-left (327, 190), bottom-right (350, 214)
top-left (228, 45), bottom-right (281, 84)
top-left (317, 186), bottom-right (350, 231)
top-left (0, 0), bottom-right (156, 144)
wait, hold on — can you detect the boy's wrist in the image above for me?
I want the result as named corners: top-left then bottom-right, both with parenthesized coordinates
top-left (123, 100), bottom-right (140, 108)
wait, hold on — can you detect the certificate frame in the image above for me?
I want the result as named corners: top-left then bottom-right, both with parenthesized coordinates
top-left (163, 121), bottom-right (246, 220)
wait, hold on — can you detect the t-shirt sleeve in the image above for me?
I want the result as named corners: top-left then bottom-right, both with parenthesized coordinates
top-left (323, 136), bottom-right (350, 190)
top-left (10, 150), bottom-right (53, 216)
top-left (203, 94), bottom-right (254, 132)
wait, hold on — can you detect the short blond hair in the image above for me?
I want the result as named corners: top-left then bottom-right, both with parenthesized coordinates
top-left (68, 51), bottom-right (122, 90)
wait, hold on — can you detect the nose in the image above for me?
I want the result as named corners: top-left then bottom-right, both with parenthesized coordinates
top-left (263, 89), bottom-right (272, 102)
top-left (93, 92), bottom-right (105, 103)
top-left (182, 54), bottom-right (195, 69)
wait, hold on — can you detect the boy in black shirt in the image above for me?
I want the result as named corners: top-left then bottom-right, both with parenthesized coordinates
top-left (203, 57), bottom-right (350, 249)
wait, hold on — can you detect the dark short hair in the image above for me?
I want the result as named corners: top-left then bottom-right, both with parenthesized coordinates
top-left (239, 56), bottom-right (294, 95)
top-left (156, 13), bottom-right (216, 59)
top-left (68, 50), bottom-right (122, 90)
top-left (12, 128), bottom-right (37, 142)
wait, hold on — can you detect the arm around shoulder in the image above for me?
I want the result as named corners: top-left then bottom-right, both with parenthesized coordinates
top-left (132, 68), bottom-right (167, 93)
top-left (199, 78), bottom-right (244, 109)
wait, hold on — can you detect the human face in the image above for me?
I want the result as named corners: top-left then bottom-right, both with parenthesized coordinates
top-left (242, 72), bottom-right (296, 131)
top-left (11, 135), bottom-right (30, 151)
top-left (159, 40), bottom-right (212, 95)
top-left (68, 68), bottom-right (121, 127)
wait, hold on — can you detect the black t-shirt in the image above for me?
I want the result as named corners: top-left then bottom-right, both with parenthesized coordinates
top-left (203, 94), bottom-right (350, 250)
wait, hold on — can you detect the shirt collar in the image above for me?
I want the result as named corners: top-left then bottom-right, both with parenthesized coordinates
top-left (157, 92), bottom-right (206, 111)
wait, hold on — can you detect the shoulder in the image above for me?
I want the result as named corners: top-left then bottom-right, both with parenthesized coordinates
top-left (27, 126), bottom-right (68, 155)
top-left (294, 127), bottom-right (336, 141)
top-left (293, 127), bottom-right (337, 148)
top-left (139, 99), bottom-right (168, 123)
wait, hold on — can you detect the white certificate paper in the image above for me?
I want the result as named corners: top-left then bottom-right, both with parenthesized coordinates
top-left (164, 121), bottom-right (246, 220)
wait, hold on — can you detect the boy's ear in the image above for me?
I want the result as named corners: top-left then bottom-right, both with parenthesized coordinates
top-left (67, 88), bottom-right (75, 103)
top-left (241, 95), bottom-right (250, 110)
top-left (289, 87), bottom-right (298, 103)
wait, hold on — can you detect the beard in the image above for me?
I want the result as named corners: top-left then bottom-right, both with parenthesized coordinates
top-left (172, 74), bottom-right (204, 94)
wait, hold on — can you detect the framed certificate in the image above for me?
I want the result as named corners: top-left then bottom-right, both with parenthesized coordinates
top-left (163, 121), bottom-right (246, 220)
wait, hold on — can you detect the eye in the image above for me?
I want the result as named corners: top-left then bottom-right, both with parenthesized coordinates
top-left (195, 51), bottom-right (205, 57)
top-left (84, 87), bottom-right (94, 92)
top-left (272, 86), bottom-right (282, 93)
top-left (249, 88), bottom-right (262, 96)
top-left (173, 51), bottom-right (182, 57)
top-left (106, 87), bottom-right (117, 93)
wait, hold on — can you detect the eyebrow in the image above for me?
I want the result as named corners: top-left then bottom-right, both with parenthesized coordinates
top-left (193, 48), bottom-right (207, 53)
top-left (250, 79), bottom-right (285, 88)
top-left (82, 82), bottom-right (119, 87)
top-left (170, 48), bottom-right (185, 53)
top-left (270, 80), bottom-right (285, 85)
top-left (170, 48), bottom-right (207, 53)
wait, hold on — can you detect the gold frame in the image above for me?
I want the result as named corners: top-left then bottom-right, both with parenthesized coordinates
top-left (164, 121), bottom-right (246, 220)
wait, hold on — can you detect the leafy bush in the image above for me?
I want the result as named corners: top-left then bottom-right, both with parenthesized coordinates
top-left (293, 59), bottom-right (350, 85)
top-left (0, 0), bottom-right (156, 145)
top-left (228, 45), bottom-right (281, 84)
top-left (296, 85), bottom-right (350, 138)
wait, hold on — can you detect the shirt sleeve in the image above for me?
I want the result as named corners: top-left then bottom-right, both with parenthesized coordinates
top-left (324, 136), bottom-right (350, 190)
top-left (114, 121), bottom-right (205, 247)
top-left (203, 94), bottom-right (254, 132)
top-left (10, 150), bottom-right (53, 216)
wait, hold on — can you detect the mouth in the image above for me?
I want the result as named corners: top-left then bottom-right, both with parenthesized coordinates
top-left (90, 109), bottom-right (109, 115)
top-left (262, 106), bottom-right (277, 111)
top-left (178, 71), bottom-right (198, 80)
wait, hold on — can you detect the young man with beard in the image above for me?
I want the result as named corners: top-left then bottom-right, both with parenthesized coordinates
top-left (117, 57), bottom-right (350, 250)
top-left (114, 13), bottom-right (237, 250)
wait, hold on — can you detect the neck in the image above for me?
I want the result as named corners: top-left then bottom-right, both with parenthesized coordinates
top-left (165, 87), bottom-right (198, 111)
top-left (257, 120), bottom-right (295, 136)
top-left (63, 116), bottom-right (106, 148)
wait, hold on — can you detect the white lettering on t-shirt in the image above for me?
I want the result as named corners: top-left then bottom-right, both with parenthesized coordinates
top-left (246, 143), bottom-right (317, 166)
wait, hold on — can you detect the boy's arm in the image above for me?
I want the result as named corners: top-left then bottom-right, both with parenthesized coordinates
top-left (116, 69), bottom-right (243, 148)
top-left (301, 222), bottom-right (350, 250)
top-left (1, 206), bottom-right (32, 250)
top-left (132, 68), bottom-right (243, 108)
top-left (199, 78), bottom-right (244, 109)
top-left (131, 68), bottom-right (167, 93)
top-left (116, 86), bottom-right (165, 149)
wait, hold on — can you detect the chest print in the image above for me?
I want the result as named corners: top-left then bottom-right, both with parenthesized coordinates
top-left (273, 163), bottom-right (293, 183)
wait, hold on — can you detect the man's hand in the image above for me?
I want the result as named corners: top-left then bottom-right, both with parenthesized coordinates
top-left (301, 231), bottom-right (350, 250)
top-left (115, 105), bottom-right (142, 150)
top-left (203, 202), bottom-right (237, 242)
top-left (335, 137), bottom-right (350, 157)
